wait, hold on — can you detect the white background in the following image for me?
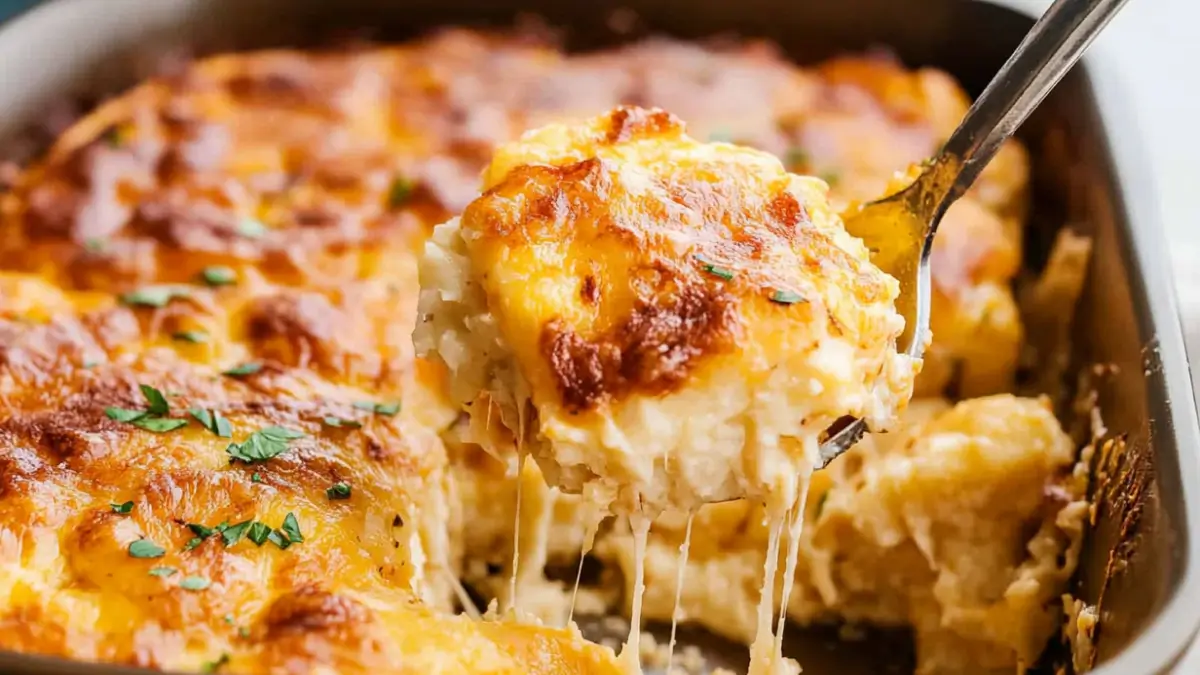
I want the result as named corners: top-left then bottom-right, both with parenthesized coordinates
top-left (1012, 0), bottom-right (1200, 670)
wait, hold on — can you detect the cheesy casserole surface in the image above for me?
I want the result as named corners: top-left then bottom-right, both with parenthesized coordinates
top-left (0, 26), bottom-right (1079, 675)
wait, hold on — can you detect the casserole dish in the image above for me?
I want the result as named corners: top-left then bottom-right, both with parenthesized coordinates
top-left (0, 0), bottom-right (1196, 673)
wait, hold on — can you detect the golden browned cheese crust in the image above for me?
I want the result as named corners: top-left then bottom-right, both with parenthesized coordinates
top-left (0, 37), bottom-right (623, 674)
top-left (469, 107), bottom-right (895, 414)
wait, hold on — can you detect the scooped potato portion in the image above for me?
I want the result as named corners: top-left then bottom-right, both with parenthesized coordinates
top-left (416, 106), bottom-right (918, 515)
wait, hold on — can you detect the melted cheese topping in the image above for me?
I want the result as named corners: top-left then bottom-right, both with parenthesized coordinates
top-left (0, 36), bottom-right (630, 672)
top-left (417, 106), bottom-right (918, 516)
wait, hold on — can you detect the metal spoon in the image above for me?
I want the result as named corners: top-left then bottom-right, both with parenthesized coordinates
top-left (817, 0), bottom-right (1130, 468)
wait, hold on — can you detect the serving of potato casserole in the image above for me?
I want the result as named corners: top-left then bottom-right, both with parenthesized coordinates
top-left (0, 26), bottom-right (1085, 675)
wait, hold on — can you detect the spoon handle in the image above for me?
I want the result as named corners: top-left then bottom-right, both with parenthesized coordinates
top-left (938, 0), bottom-right (1130, 200)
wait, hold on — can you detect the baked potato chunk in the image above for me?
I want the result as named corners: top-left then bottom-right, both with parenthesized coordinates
top-left (417, 106), bottom-right (918, 514)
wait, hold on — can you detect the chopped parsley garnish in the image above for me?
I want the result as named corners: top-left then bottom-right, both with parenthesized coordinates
top-left (84, 237), bottom-right (107, 253)
top-left (224, 614), bottom-right (235, 625)
top-left (105, 407), bottom-right (145, 423)
top-left (105, 384), bottom-right (188, 433)
top-left (387, 176), bottom-right (415, 208)
top-left (180, 575), bottom-right (211, 591)
top-left (226, 426), bottom-right (305, 464)
top-left (323, 416), bottom-right (362, 429)
top-left (189, 408), bottom-right (232, 438)
top-left (173, 330), bottom-right (210, 344)
top-left (129, 539), bottom-right (165, 558)
top-left (82, 359), bottom-right (100, 369)
top-left (222, 362), bottom-right (262, 377)
top-left (784, 146), bottom-right (809, 168)
top-left (199, 265), bottom-right (237, 287)
top-left (119, 284), bottom-right (191, 308)
top-left (247, 522), bottom-right (271, 546)
top-left (251, 473), bottom-right (263, 483)
top-left (188, 523), bottom-right (217, 539)
top-left (769, 290), bottom-right (806, 305)
top-left (267, 529), bottom-right (292, 550)
top-left (201, 653), bottom-right (230, 674)
top-left (694, 255), bottom-right (734, 281)
top-left (238, 626), bottom-right (250, 639)
top-left (140, 384), bottom-right (170, 416)
top-left (131, 417), bottom-right (190, 433)
top-left (111, 501), bottom-right (134, 514)
top-left (820, 170), bottom-right (841, 186)
top-left (220, 520), bottom-right (254, 547)
top-left (352, 400), bottom-right (400, 416)
top-left (281, 512), bottom-right (303, 543)
top-left (148, 566), bottom-right (178, 577)
top-left (326, 483), bottom-right (351, 500)
top-left (237, 218), bottom-right (267, 239)
top-left (184, 537), bottom-right (204, 551)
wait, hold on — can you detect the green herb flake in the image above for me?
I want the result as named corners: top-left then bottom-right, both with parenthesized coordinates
top-left (173, 330), bottom-right (210, 344)
top-left (326, 483), bottom-right (352, 500)
top-left (180, 575), bottom-right (211, 591)
top-left (105, 384), bottom-right (188, 432)
top-left (199, 265), bottom-right (237, 287)
top-left (84, 237), bottom-right (107, 253)
top-left (281, 512), bottom-right (303, 544)
top-left (260, 426), bottom-right (305, 440)
top-left (83, 359), bottom-right (100, 369)
top-left (267, 529), bottom-right (292, 550)
top-left (111, 501), bottom-right (134, 514)
top-left (220, 520), bottom-right (254, 547)
top-left (373, 402), bottom-right (400, 416)
top-left (694, 256), bottom-right (734, 281)
top-left (119, 285), bottom-right (190, 309)
top-left (223, 614), bottom-right (235, 625)
top-left (353, 401), bottom-right (400, 416)
top-left (323, 416), bottom-right (362, 429)
top-left (387, 176), bottom-right (415, 208)
top-left (183, 537), bottom-right (204, 551)
top-left (189, 408), bottom-right (232, 438)
top-left (139, 384), bottom-right (170, 416)
top-left (129, 539), bottom-right (166, 559)
top-left (131, 417), bottom-right (189, 433)
top-left (237, 218), bottom-right (267, 239)
top-left (148, 566), bottom-right (178, 577)
top-left (188, 523), bottom-right (216, 539)
top-left (105, 407), bottom-right (146, 423)
top-left (222, 362), bottom-right (262, 377)
top-left (251, 473), bottom-right (263, 483)
top-left (247, 522), bottom-right (271, 546)
top-left (769, 290), bottom-right (806, 305)
top-left (226, 426), bottom-right (305, 464)
top-left (201, 653), bottom-right (230, 674)
top-left (820, 170), bottom-right (841, 187)
top-left (238, 626), bottom-right (251, 639)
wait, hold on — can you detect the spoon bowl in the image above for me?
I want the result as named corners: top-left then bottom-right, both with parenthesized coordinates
top-left (814, 0), bottom-right (1130, 468)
